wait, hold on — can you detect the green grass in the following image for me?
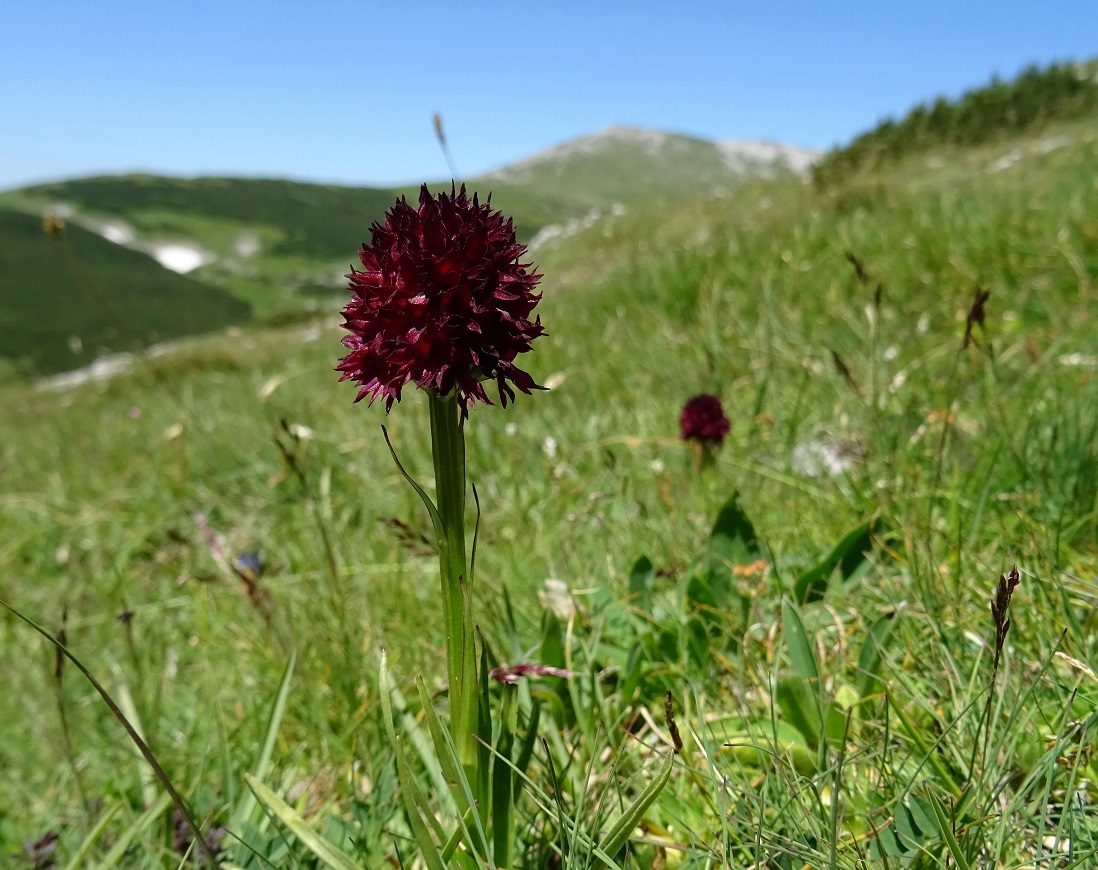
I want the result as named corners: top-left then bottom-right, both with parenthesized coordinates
top-left (2, 119), bottom-right (1098, 867)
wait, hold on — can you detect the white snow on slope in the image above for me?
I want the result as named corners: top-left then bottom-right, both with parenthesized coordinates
top-left (150, 243), bottom-right (211, 273)
top-left (717, 140), bottom-right (821, 175)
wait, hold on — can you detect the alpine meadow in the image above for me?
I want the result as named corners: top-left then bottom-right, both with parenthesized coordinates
top-left (2, 60), bottom-right (1098, 868)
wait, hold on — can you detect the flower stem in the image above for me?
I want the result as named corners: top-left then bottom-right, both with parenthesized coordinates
top-left (428, 391), bottom-right (479, 783)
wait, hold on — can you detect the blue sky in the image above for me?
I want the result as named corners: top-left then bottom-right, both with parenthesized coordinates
top-left (2, 2), bottom-right (1096, 190)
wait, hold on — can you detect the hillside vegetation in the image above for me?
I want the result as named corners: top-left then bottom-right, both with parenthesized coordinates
top-left (0, 207), bottom-right (250, 377)
top-left (815, 59), bottom-right (1098, 184)
top-left (0, 128), bottom-right (809, 379)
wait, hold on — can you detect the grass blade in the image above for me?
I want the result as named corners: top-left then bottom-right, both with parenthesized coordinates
top-left (244, 773), bottom-right (364, 870)
top-left (0, 598), bottom-right (215, 870)
top-left (228, 653), bottom-right (296, 839)
top-left (63, 801), bottom-right (122, 870)
top-left (922, 784), bottom-right (972, 870)
top-left (96, 793), bottom-right (172, 869)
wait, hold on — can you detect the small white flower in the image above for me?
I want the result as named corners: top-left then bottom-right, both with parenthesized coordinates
top-left (505, 422), bottom-right (518, 436)
top-left (1058, 352), bottom-right (1097, 368)
top-left (538, 578), bottom-right (574, 619)
top-left (883, 345), bottom-right (899, 362)
top-left (542, 436), bottom-right (557, 460)
top-left (289, 423), bottom-right (313, 440)
top-left (650, 459), bottom-right (666, 474)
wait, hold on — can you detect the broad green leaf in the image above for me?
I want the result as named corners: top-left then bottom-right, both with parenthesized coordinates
top-left (776, 676), bottom-right (824, 751)
top-left (794, 517), bottom-right (879, 604)
top-left (781, 598), bottom-right (820, 684)
top-left (872, 822), bottom-right (904, 858)
top-left (893, 803), bottom-right (924, 851)
top-left (628, 555), bottom-right (656, 608)
top-left (541, 611), bottom-right (566, 669)
top-left (891, 700), bottom-right (963, 798)
top-left (722, 720), bottom-right (816, 774)
top-left (689, 494), bottom-right (763, 615)
top-left (710, 493), bottom-right (762, 567)
top-left (780, 598), bottom-right (825, 748)
top-left (513, 700), bottom-right (541, 798)
top-left (908, 795), bottom-right (939, 836)
top-left (685, 615), bottom-right (711, 670)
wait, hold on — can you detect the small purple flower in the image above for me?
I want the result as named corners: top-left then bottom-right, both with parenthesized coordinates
top-left (337, 184), bottom-right (545, 414)
top-left (680, 394), bottom-right (731, 447)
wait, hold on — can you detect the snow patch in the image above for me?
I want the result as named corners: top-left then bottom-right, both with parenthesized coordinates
top-left (98, 220), bottom-right (136, 245)
top-left (989, 149), bottom-right (1021, 172)
top-left (717, 140), bottom-right (821, 175)
top-left (151, 243), bottom-right (210, 274)
top-left (39, 336), bottom-right (196, 390)
top-left (41, 353), bottom-right (135, 389)
top-left (528, 206), bottom-right (611, 251)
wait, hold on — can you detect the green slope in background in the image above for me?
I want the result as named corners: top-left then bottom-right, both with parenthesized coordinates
top-left (0, 207), bottom-right (251, 377)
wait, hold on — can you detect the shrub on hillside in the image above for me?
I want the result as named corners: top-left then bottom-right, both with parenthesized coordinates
top-left (814, 60), bottom-right (1098, 184)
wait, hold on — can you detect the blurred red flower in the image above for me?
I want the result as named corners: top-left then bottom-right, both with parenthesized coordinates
top-left (680, 394), bottom-right (731, 446)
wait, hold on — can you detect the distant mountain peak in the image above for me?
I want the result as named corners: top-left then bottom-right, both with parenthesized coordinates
top-left (481, 125), bottom-right (820, 188)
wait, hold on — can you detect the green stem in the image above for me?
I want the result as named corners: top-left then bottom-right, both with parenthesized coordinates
top-left (428, 391), bottom-right (479, 783)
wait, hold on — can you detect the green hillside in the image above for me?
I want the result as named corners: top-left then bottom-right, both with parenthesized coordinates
top-left (0, 129), bottom-right (816, 381)
top-left (0, 207), bottom-right (250, 377)
top-left (3, 113), bottom-right (1098, 865)
top-left (10, 175), bottom-right (407, 261)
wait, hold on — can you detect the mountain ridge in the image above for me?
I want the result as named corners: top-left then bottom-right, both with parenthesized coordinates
top-left (0, 125), bottom-right (817, 380)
